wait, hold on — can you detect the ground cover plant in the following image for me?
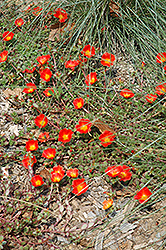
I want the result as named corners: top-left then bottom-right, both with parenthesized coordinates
top-left (0, 0), bottom-right (166, 249)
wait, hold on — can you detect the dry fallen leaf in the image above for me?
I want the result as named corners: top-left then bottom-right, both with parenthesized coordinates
top-left (109, 0), bottom-right (121, 17)
top-left (48, 22), bottom-right (75, 42)
top-left (39, 168), bottom-right (51, 181)
top-left (22, 210), bottom-right (33, 219)
top-left (92, 119), bottom-right (115, 134)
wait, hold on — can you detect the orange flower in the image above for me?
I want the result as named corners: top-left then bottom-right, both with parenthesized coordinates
top-left (43, 88), bottom-right (54, 97)
top-left (38, 132), bottom-right (49, 142)
top-left (101, 52), bottom-right (115, 67)
top-left (72, 178), bottom-right (88, 196)
top-left (15, 18), bottom-right (24, 27)
top-left (51, 172), bottom-right (64, 182)
top-left (156, 52), bottom-right (166, 63)
top-left (73, 98), bottom-right (84, 109)
top-left (36, 55), bottom-right (51, 65)
top-left (120, 88), bottom-right (134, 99)
top-left (65, 60), bottom-right (79, 70)
top-left (22, 154), bottom-right (37, 169)
top-left (142, 61), bottom-right (146, 67)
top-left (34, 114), bottom-right (48, 128)
top-left (26, 140), bottom-right (38, 151)
top-left (52, 165), bottom-right (65, 175)
top-left (103, 199), bottom-right (113, 210)
top-left (99, 130), bottom-right (115, 147)
top-left (0, 50), bottom-right (8, 63)
top-left (51, 165), bottom-right (65, 182)
top-left (155, 83), bottom-right (166, 95)
top-left (134, 187), bottom-right (152, 204)
top-left (3, 31), bottom-right (14, 41)
top-left (66, 168), bottom-right (79, 178)
top-left (75, 119), bottom-right (92, 134)
top-left (85, 72), bottom-right (97, 86)
top-left (42, 148), bottom-right (56, 159)
top-left (117, 165), bottom-right (132, 182)
top-left (40, 68), bottom-right (52, 82)
top-left (58, 128), bottom-right (73, 143)
top-left (54, 8), bottom-right (68, 23)
top-left (105, 165), bottom-right (123, 177)
top-left (31, 175), bottom-right (44, 187)
top-left (81, 45), bottom-right (95, 58)
top-left (145, 94), bottom-right (157, 103)
top-left (23, 83), bottom-right (37, 93)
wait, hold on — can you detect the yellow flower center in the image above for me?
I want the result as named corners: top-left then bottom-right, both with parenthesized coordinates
top-left (161, 57), bottom-right (166, 63)
top-left (90, 77), bottom-right (96, 83)
top-left (104, 137), bottom-right (110, 142)
top-left (112, 171), bottom-right (118, 177)
top-left (141, 194), bottom-right (148, 200)
top-left (161, 87), bottom-right (166, 92)
top-left (29, 145), bottom-right (36, 150)
top-left (63, 134), bottom-right (69, 140)
top-left (1, 55), bottom-right (6, 60)
top-left (45, 74), bottom-right (50, 80)
top-left (77, 185), bottom-right (83, 193)
top-left (77, 102), bottom-right (82, 108)
top-left (82, 125), bottom-right (88, 131)
top-left (124, 93), bottom-right (130, 98)
top-left (40, 120), bottom-right (46, 126)
top-left (71, 173), bottom-right (76, 177)
top-left (28, 88), bottom-right (34, 93)
top-left (59, 14), bottom-right (63, 20)
top-left (104, 58), bottom-right (110, 63)
top-left (41, 59), bottom-right (45, 64)
top-left (119, 172), bottom-right (126, 178)
top-left (48, 154), bottom-right (54, 159)
top-left (35, 180), bottom-right (41, 186)
top-left (85, 50), bottom-right (91, 56)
